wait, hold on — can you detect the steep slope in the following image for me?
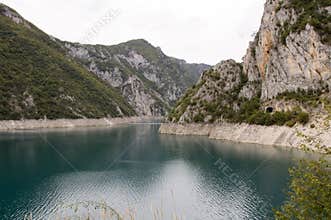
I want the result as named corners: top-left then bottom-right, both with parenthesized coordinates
top-left (0, 4), bottom-right (135, 120)
top-left (64, 40), bottom-right (210, 116)
top-left (170, 0), bottom-right (331, 127)
top-left (244, 0), bottom-right (331, 100)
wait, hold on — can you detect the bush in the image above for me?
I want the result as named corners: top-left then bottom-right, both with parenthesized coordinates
top-left (285, 120), bottom-right (297, 127)
top-left (277, 89), bottom-right (323, 104)
top-left (297, 111), bottom-right (309, 124)
top-left (193, 113), bottom-right (205, 123)
top-left (275, 159), bottom-right (331, 219)
top-left (245, 108), bottom-right (309, 127)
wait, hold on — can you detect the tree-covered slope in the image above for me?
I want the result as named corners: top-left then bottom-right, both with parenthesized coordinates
top-left (0, 4), bottom-right (135, 120)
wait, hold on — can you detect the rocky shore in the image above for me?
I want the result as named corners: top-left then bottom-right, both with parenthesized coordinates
top-left (0, 117), bottom-right (162, 131)
top-left (159, 123), bottom-right (331, 154)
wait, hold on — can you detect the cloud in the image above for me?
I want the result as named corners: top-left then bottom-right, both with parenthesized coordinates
top-left (2, 0), bottom-right (265, 65)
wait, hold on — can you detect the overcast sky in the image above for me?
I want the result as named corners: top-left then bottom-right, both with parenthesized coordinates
top-left (2, 0), bottom-right (265, 65)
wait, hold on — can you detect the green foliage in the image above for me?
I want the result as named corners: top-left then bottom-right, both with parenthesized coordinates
top-left (202, 92), bottom-right (309, 126)
top-left (281, 0), bottom-right (331, 45)
top-left (275, 159), bottom-right (331, 219)
top-left (323, 98), bottom-right (331, 118)
top-left (193, 112), bottom-right (205, 123)
top-left (277, 88), bottom-right (330, 111)
top-left (0, 9), bottom-right (135, 120)
top-left (170, 67), bottom-right (311, 126)
top-left (202, 92), bottom-right (310, 127)
top-left (239, 101), bottom-right (309, 126)
top-left (280, 21), bottom-right (291, 45)
top-left (168, 79), bottom-right (206, 121)
top-left (278, 88), bottom-right (323, 101)
top-left (116, 39), bottom-right (162, 63)
top-left (205, 69), bottom-right (221, 81)
top-left (276, 0), bottom-right (284, 12)
top-left (297, 111), bottom-right (310, 124)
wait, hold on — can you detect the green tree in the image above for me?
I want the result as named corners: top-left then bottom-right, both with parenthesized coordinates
top-left (274, 159), bottom-right (331, 219)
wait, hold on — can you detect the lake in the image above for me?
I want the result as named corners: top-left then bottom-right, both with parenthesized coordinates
top-left (0, 123), bottom-right (312, 219)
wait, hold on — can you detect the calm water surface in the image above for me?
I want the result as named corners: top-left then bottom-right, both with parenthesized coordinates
top-left (0, 123), bottom-right (312, 219)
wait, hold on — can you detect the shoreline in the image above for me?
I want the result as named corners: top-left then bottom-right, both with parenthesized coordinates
top-left (159, 123), bottom-right (331, 154)
top-left (0, 116), bottom-right (163, 131)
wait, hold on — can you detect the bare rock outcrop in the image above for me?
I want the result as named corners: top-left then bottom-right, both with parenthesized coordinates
top-left (243, 0), bottom-right (331, 100)
top-left (64, 40), bottom-right (210, 116)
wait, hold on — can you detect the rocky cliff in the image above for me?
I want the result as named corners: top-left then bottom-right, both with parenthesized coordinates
top-left (169, 0), bottom-right (331, 128)
top-left (244, 0), bottom-right (331, 100)
top-left (64, 40), bottom-right (209, 116)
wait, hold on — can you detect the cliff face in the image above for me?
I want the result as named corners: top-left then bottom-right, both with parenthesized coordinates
top-left (244, 0), bottom-right (331, 100)
top-left (170, 0), bottom-right (331, 126)
top-left (64, 40), bottom-right (209, 116)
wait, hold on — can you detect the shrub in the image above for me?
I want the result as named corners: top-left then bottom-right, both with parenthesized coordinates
top-left (285, 120), bottom-right (297, 127)
top-left (193, 113), bottom-right (205, 123)
top-left (275, 159), bottom-right (331, 219)
top-left (297, 111), bottom-right (309, 124)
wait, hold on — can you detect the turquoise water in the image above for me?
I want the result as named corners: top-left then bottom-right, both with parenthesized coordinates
top-left (0, 123), bottom-right (311, 219)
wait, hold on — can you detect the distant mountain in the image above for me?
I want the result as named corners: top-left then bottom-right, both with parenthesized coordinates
top-left (0, 3), bottom-right (209, 120)
top-left (169, 0), bottom-right (331, 126)
top-left (64, 39), bottom-right (210, 116)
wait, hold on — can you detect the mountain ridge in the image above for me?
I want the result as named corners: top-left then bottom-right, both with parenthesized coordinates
top-left (63, 38), bottom-right (209, 116)
top-left (0, 3), bottom-right (209, 119)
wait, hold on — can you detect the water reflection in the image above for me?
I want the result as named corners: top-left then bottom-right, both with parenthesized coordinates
top-left (0, 124), bottom-right (316, 220)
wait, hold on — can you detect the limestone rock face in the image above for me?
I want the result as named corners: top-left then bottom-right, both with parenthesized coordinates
top-left (122, 75), bottom-right (165, 116)
top-left (243, 0), bottom-right (331, 100)
top-left (170, 0), bottom-right (331, 124)
top-left (64, 40), bottom-right (209, 116)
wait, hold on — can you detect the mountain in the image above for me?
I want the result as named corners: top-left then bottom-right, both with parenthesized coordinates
top-left (0, 3), bottom-right (209, 120)
top-left (64, 40), bottom-right (209, 116)
top-left (169, 0), bottom-right (331, 127)
top-left (0, 3), bottom-right (135, 120)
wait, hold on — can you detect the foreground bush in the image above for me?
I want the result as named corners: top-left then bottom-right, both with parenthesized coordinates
top-left (274, 159), bottom-right (331, 219)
